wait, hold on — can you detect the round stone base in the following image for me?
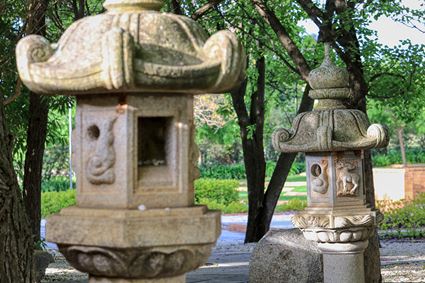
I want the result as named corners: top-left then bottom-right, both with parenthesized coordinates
top-left (89, 275), bottom-right (185, 283)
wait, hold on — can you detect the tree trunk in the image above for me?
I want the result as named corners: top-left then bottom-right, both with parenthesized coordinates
top-left (397, 127), bottom-right (407, 166)
top-left (230, 56), bottom-right (266, 243)
top-left (252, 85), bottom-right (314, 240)
top-left (22, 0), bottom-right (49, 245)
top-left (0, 96), bottom-right (34, 282)
top-left (23, 93), bottom-right (49, 244)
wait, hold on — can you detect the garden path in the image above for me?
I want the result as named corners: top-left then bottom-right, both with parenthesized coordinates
top-left (41, 216), bottom-right (425, 282)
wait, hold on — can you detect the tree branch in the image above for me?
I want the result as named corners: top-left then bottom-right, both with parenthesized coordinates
top-left (251, 0), bottom-right (311, 80)
top-left (3, 79), bottom-right (23, 106)
top-left (191, 0), bottom-right (225, 20)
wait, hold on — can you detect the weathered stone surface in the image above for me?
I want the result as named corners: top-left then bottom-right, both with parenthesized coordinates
top-left (15, 0), bottom-right (245, 95)
top-left (271, 43), bottom-right (388, 283)
top-left (271, 44), bottom-right (388, 153)
top-left (60, 244), bottom-right (211, 279)
top-left (46, 206), bottom-right (220, 248)
top-left (73, 94), bottom-right (196, 209)
top-left (249, 229), bottom-right (323, 283)
top-left (34, 250), bottom-right (54, 283)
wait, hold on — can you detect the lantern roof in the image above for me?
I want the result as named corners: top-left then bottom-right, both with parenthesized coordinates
top-left (272, 43), bottom-right (388, 153)
top-left (16, 0), bottom-right (245, 95)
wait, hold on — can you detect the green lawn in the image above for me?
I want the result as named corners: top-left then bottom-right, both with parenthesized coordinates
top-left (238, 191), bottom-right (307, 202)
top-left (292, 186), bottom-right (307, 192)
top-left (286, 175), bottom-right (307, 182)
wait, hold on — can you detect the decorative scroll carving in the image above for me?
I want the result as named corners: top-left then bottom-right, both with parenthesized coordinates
top-left (293, 214), bottom-right (374, 230)
top-left (16, 12), bottom-right (245, 94)
top-left (311, 160), bottom-right (328, 194)
top-left (292, 215), bottom-right (330, 229)
top-left (302, 227), bottom-right (373, 243)
top-left (271, 128), bottom-right (292, 151)
top-left (336, 160), bottom-right (360, 196)
top-left (86, 117), bottom-right (117, 184)
top-left (334, 215), bottom-right (373, 228)
top-left (367, 124), bottom-right (389, 148)
top-left (58, 244), bottom-right (212, 279)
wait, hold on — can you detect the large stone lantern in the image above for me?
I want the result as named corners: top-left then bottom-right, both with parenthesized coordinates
top-left (272, 44), bottom-right (388, 283)
top-left (16, 1), bottom-right (245, 282)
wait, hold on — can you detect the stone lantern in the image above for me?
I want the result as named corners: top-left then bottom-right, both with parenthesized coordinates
top-left (16, 1), bottom-right (245, 282)
top-left (272, 44), bottom-right (388, 283)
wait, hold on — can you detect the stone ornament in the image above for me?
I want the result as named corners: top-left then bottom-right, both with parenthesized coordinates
top-left (302, 226), bottom-right (373, 244)
top-left (17, 1), bottom-right (236, 282)
top-left (271, 44), bottom-right (388, 153)
top-left (16, 0), bottom-right (245, 95)
top-left (292, 214), bottom-right (373, 230)
top-left (269, 43), bottom-right (389, 283)
top-left (86, 117), bottom-right (117, 185)
top-left (311, 160), bottom-right (329, 194)
top-left (59, 244), bottom-right (211, 279)
top-left (336, 160), bottom-right (361, 197)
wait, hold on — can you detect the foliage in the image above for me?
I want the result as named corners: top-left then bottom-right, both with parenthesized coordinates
top-left (378, 194), bottom-right (425, 239)
top-left (194, 178), bottom-right (239, 205)
top-left (41, 190), bottom-right (76, 218)
top-left (200, 161), bottom-right (305, 179)
top-left (41, 177), bottom-right (75, 192)
top-left (372, 148), bottom-right (425, 167)
top-left (197, 198), bottom-right (248, 214)
top-left (276, 199), bottom-right (307, 212)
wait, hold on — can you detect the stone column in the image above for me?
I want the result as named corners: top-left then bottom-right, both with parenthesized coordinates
top-left (319, 241), bottom-right (368, 283)
top-left (270, 43), bottom-right (389, 283)
top-left (16, 1), bottom-right (245, 282)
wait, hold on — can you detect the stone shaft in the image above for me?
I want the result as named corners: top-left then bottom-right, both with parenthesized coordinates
top-left (319, 241), bottom-right (368, 283)
top-left (90, 275), bottom-right (185, 283)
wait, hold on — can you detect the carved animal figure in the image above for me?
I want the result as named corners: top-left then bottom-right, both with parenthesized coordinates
top-left (336, 161), bottom-right (360, 196)
top-left (86, 117), bottom-right (117, 184)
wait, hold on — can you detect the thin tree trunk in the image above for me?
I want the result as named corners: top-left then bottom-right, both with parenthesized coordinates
top-left (22, 0), bottom-right (49, 245)
top-left (230, 56), bottom-right (266, 243)
top-left (0, 95), bottom-right (34, 283)
top-left (397, 127), bottom-right (407, 166)
top-left (23, 94), bottom-right (49, 244)
top-left (253, 85), bottom-right (314, 240)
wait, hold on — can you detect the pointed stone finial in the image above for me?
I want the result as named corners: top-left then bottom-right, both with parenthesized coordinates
top-left (308, 43), bottom-right (351, 109)
top-left (104, 0), bottom-right (163, 12)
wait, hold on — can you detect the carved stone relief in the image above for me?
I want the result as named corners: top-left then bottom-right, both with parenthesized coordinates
top-left (293, 214), bottom-right (374, 230)
top-left (336, 160), bottom-right (360, 197)
top-left (292, 215), bottom-right (330, 229)
top-left (302, 226), bottom-right (373, 243)
top-left (58, 244), bottom-right (212, 279)
top-left (86, 117), bottom-right (117, 185)
top-left (310, 160), bottom-right (328, 194)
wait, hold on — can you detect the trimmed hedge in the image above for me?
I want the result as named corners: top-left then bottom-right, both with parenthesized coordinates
top-left (199, 161), bottom-right (305, 180)
top-left (41, 190), bottom-right (76, 218)
top-left (194, 178), bottom-right (239, 205)
top-left (42, 177), bottom-right (75, 192)
top-left (372, 148), bottom-right (425, 167)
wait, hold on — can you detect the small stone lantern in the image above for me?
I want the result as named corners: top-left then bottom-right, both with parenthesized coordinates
top-left (272, 44), bottom-right (388, 283)
top-left (16, 1), bottom-right (245, 282)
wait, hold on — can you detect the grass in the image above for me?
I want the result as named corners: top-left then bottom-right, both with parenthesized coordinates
top-left (238, 191), bottom-right (307, 202)
top-left (286, 175), bottom-right (307, 182)
top-left (291, 186), bottom-right (307, 192)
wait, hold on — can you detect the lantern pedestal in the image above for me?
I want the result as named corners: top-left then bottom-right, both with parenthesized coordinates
top-left (47, 206), bottom-right (220, 281)
top-left (90, 275), bottom-right (185, 283)
top-left (319, 241), bottom-right (368, 283)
